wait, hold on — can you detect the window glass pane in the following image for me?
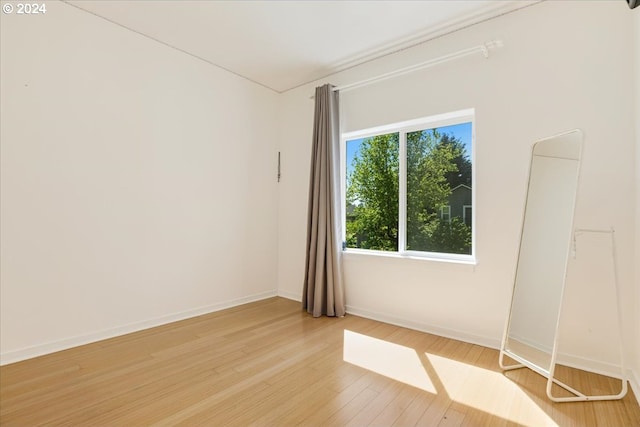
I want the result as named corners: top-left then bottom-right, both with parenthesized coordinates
top-left (346, 133), bottom-right (399, 251)
top-left (406, 123), bottom-right (472, 255)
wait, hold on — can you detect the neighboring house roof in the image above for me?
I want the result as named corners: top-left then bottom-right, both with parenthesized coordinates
top-left (451, 184), bottom-right (471, 192)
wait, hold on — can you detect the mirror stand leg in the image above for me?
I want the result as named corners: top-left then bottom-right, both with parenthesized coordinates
top-left (498, 349), bottom-right (525, 371)
top-left (546, 374), bottom-right (628, 402)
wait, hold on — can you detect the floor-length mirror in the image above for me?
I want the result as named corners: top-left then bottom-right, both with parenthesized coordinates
top-left (502, 130), bottom-right (582, 373)
top-left (500, 129), bottom-right (627, 402)
top-left (499, 130), bottom-right (580, 391)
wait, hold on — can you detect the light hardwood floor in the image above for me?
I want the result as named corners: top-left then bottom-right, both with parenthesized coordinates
top-left (1, 297), bottom-right (639, 426)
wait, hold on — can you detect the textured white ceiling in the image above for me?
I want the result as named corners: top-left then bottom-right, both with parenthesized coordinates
top-left (66, 0), bottom-right (539, 93)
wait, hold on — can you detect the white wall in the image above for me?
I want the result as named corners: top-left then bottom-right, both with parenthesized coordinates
top-left (278, 0), bottom-right (637, 377)
top-left (0, 1), bottom-right (279, 364)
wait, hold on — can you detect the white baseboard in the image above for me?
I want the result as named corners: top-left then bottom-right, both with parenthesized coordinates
top-left (345, 304), bottom-right (501, 350)
top-left (507, 335), bottom-right (628, 380)
top-left (0, 290), bottom-right (277, 366)
top-left (277, 289), bottom-right (302, 302)
top-left (555, 352), bottom-right (626, 380)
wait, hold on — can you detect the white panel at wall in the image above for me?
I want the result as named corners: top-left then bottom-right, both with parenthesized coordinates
top-left (277, 0), bottom-right (637, 375)
top-left (0, 1), bottom-right (279, 363)
top-left (633, 7), bottom-right (640, 395)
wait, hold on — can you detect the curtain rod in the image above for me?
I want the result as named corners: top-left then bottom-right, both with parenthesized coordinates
top-left (310, 40), bottom-right (503, 98)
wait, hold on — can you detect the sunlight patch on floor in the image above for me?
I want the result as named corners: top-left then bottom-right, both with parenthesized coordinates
top-left (425, 352), bottom-right (558, 427)
top-left (343, 330), bottom-right (437, 393)
top-left (342, 330), bottom-right (558, 426)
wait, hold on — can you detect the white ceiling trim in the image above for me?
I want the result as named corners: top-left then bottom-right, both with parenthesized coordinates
top-left (324, 0), bottom-right (543, 75)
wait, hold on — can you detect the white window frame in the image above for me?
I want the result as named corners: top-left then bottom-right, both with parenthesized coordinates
top-left (341, 108), bottom-right (475, 263)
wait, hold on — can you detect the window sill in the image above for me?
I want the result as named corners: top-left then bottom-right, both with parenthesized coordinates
top-left (342, 248), bottom-right (477, 267)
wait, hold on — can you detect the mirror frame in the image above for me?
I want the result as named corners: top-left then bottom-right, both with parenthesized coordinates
top-left (498, 129), bottom-right (627, 402)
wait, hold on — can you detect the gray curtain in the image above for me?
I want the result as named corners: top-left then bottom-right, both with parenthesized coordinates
top-left (302, 84), bottom-right (346, 318)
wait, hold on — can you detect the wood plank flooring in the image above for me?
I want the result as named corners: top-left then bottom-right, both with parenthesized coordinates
top-left (1, 297), bottom-right (639, 426)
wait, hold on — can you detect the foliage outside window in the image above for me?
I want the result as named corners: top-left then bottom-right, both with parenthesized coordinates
top-left (344, 111), bottom-right (474, 260)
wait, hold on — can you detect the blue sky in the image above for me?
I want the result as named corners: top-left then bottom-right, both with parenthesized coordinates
top-left (346, 122), bottom-right (472, 178)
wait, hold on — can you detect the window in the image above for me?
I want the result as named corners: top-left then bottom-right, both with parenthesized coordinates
top-left (343, 109), bottom-right (474, 261)
top-left (463, 205), bottom-right (472, 227)
top-left (440, 206), bottom-right (451, 223)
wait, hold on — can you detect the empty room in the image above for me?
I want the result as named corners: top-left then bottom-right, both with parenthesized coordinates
top-left (1, 0), bottom-right (640, 425)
